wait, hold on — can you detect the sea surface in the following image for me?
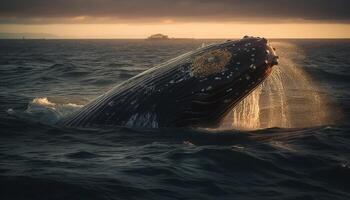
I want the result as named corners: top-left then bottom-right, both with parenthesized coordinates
top-left (0, 39), bottom-right (349, 200)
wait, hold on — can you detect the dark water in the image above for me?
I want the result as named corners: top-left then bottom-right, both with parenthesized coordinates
top-left (0, 39), bottom-right (350, 200)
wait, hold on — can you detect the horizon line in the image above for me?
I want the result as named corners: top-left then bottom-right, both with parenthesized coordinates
top-left (1, 37), bottom-right (350, 40)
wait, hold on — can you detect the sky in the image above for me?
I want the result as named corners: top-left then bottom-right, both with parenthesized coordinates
top-left (0, 0), bottom-right (350, 38)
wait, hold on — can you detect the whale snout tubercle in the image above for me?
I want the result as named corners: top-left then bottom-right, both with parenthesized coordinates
top-left (266, 42), bottom-right (279, 66)
top-left (243, 36), bottom-right (278, 67)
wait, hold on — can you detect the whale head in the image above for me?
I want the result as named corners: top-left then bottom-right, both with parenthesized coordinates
top-left (157, 36), bottom-right (279, 127)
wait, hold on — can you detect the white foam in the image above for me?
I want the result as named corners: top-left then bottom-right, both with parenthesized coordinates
top-left (8, 97), bottom-right (84, 125)
top-left (31, 97), bottom-right (56, 107)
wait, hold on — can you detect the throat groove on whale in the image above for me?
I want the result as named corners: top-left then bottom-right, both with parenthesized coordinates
top-left (59, 36), bottom-right (279, 128)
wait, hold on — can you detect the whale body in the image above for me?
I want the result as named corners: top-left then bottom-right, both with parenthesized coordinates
top-left (59, 36), bottom-right (278, 128)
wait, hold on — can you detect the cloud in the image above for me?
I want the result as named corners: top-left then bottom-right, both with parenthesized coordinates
top-left (0, 0), bottom-right (349, 24)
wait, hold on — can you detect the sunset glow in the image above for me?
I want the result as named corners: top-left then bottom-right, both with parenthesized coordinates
top-left (1, 23), bottom-right (350, 39)
top-left (1, 0), bottom-right (349, 39)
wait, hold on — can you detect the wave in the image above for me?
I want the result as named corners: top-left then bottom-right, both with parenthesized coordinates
top-left (305, 67), bottom-right (350, 82)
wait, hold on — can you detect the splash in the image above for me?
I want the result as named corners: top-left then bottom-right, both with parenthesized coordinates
top-left (7, 97), bottom-right (83, 125)
top-left (221, 42), bottom-right (335, 130)
top-left (32, 97), bottom-right (56, 107)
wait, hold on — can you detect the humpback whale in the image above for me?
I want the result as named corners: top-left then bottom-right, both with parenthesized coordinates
top-left (59, 36), bottom-right (278, 128)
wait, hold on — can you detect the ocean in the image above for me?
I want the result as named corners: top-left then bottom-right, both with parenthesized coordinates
top-left (0, 39), bottom-right (349, 200)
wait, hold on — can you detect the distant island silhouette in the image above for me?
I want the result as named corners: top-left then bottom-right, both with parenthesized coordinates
top-left (147, 34), bottom-right (170, 40)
